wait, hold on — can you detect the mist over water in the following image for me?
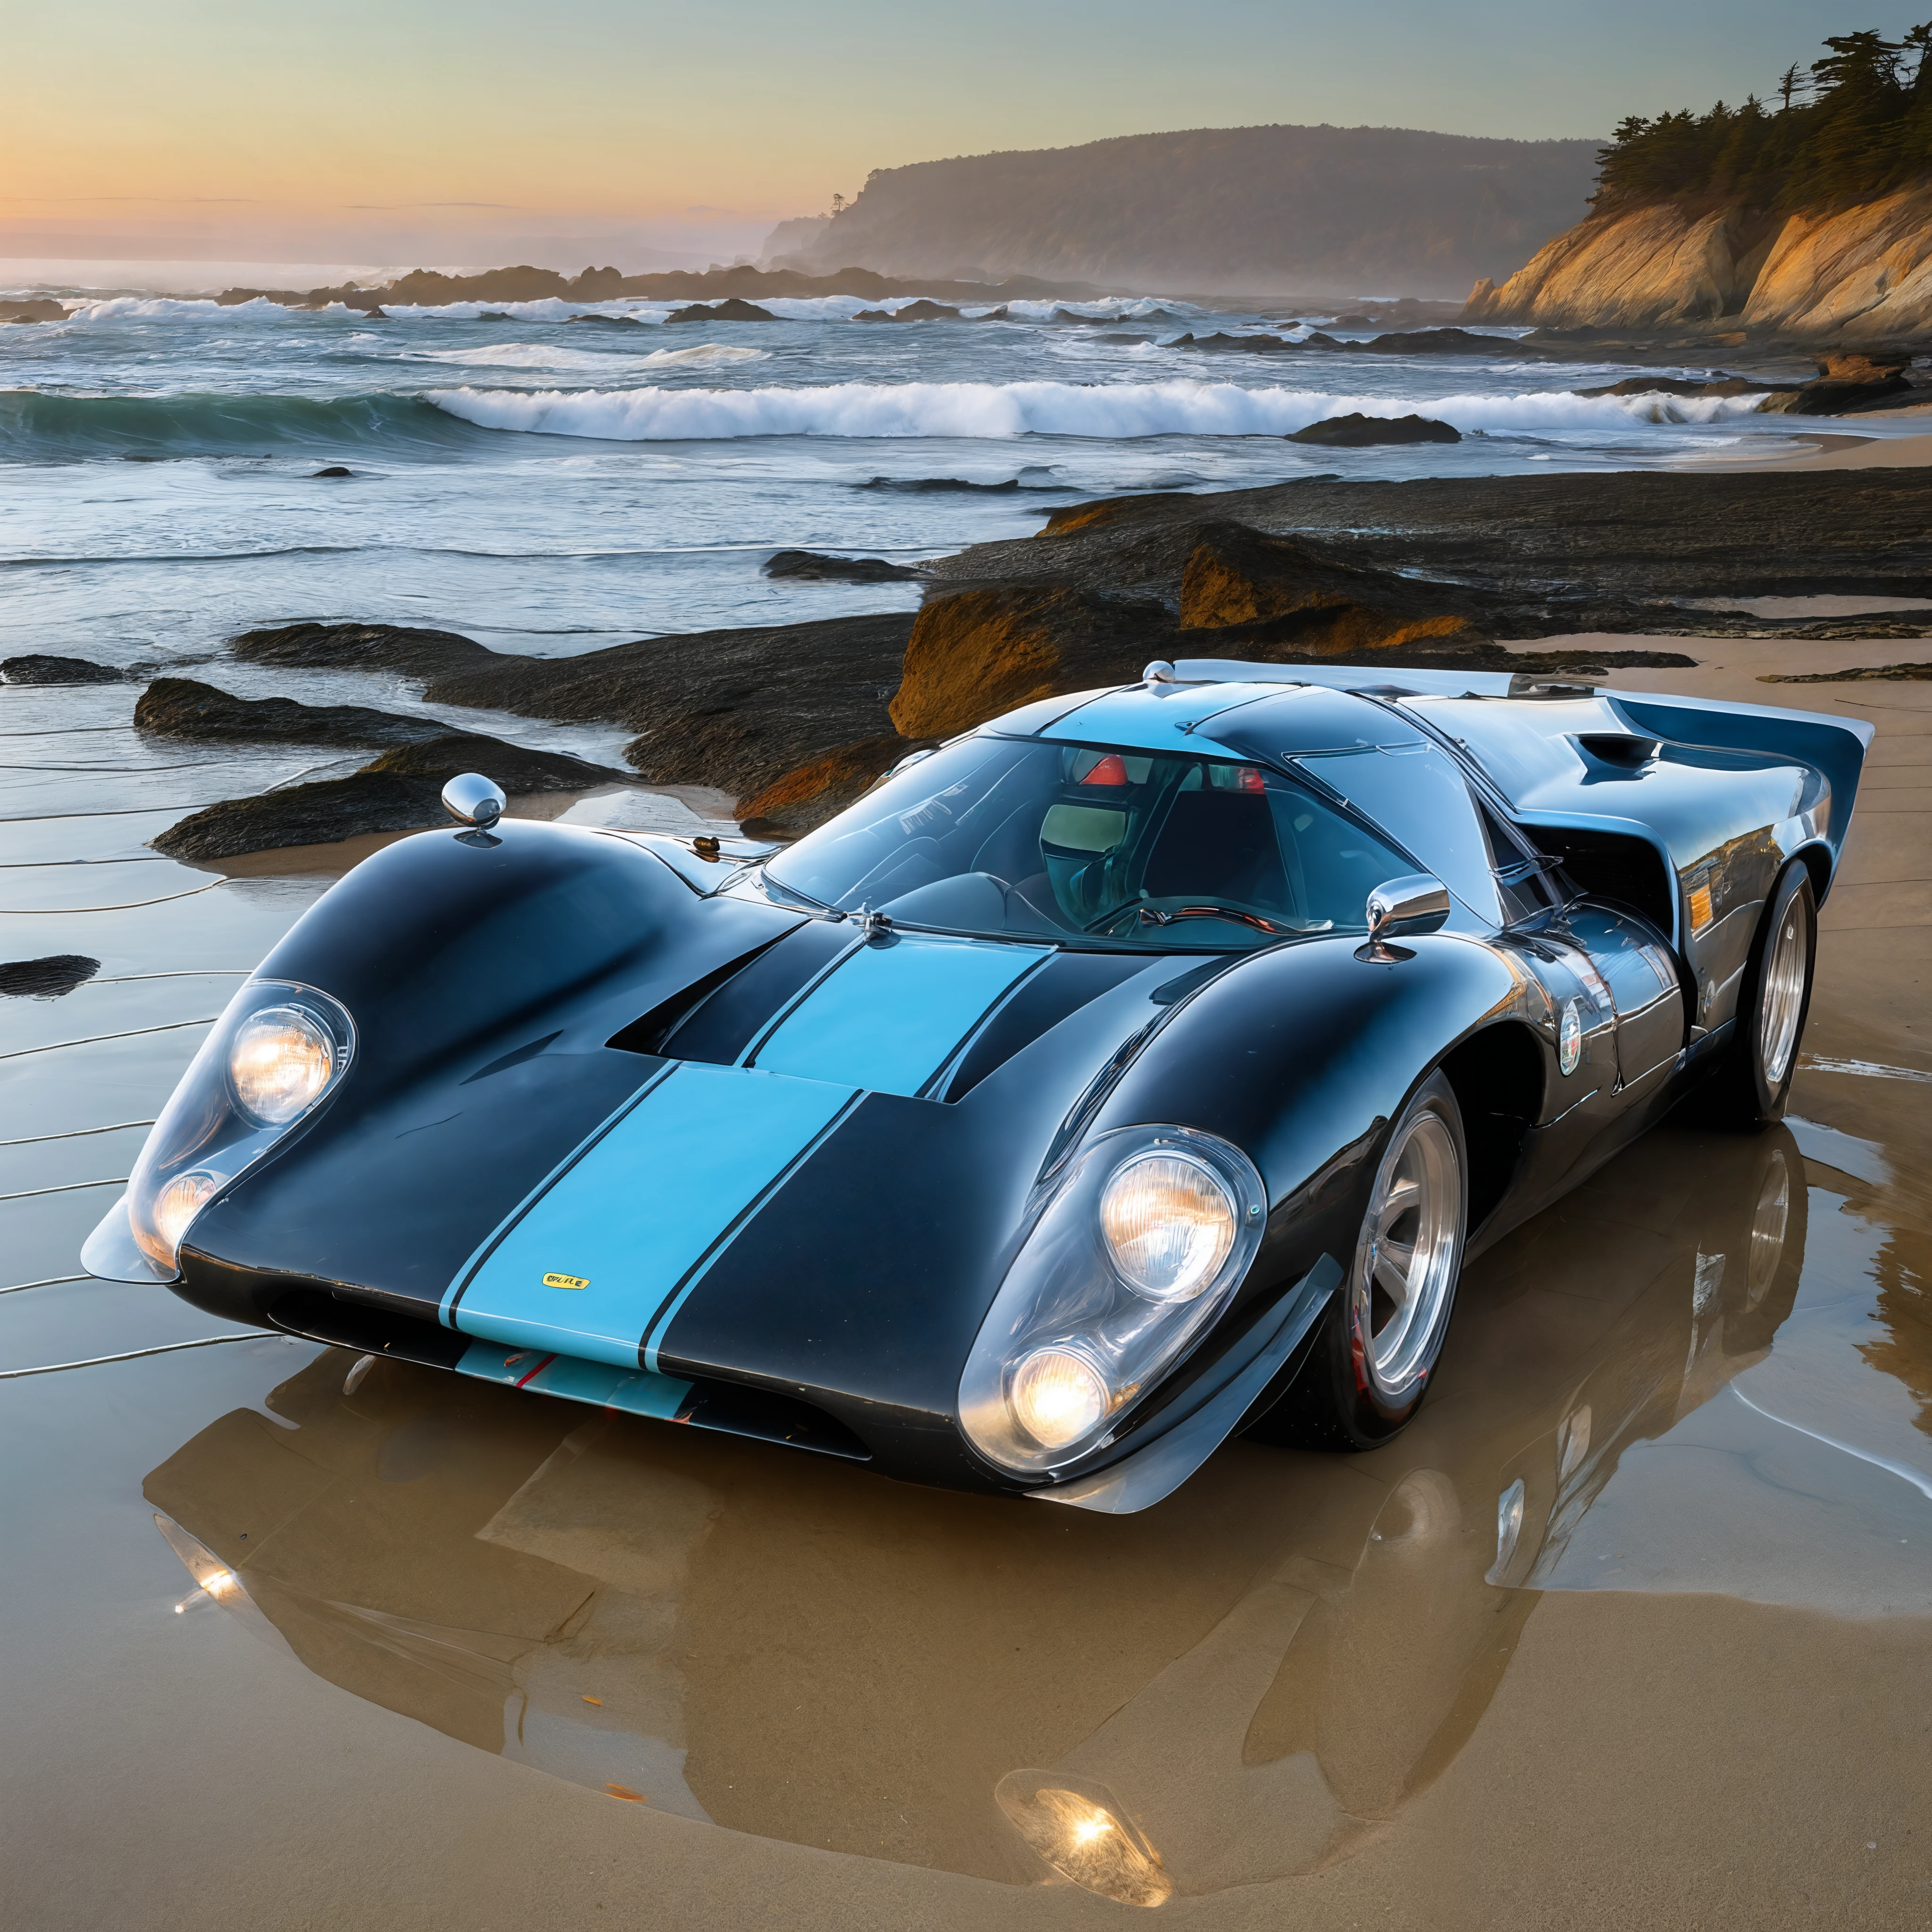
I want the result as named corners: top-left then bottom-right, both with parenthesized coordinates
top-left (0, 287), bottom-right (1853, 660)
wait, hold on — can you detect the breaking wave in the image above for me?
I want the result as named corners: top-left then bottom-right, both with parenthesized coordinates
top-left (0, 388), bottom-right (491, 460)
top-left (406, 341), bottom-right (766, 372)
top-left (426, 379), bottom-right (1771, 441)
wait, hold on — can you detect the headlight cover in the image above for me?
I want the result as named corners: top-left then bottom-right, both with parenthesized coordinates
top-left (82, 978), bottom-right (355, 1282)
top-left (958, 1126), bottom-right (1266, 1477)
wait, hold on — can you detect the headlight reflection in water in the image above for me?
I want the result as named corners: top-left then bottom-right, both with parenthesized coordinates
top-left (994, 1770), bottom-right (1173, 1907)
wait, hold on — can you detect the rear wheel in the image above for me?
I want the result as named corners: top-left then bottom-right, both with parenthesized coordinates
top-left (1703, 861), bottom-right (1815, 1131)
top-left (1255, 1071), bottom-right (1468, 1451)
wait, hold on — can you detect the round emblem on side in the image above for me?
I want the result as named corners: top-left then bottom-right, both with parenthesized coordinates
top-left (1559, 999), bottom-right (1584, 1076)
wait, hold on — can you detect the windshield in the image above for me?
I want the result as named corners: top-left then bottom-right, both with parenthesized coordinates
top-left (758, 735), bottom-right (1415, 950)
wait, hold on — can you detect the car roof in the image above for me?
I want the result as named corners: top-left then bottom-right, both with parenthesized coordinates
top-left (991, 679), bottom-right (1413, 761)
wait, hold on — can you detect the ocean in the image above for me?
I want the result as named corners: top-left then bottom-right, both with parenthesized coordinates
top-left (0, 287), bottom-right (1861, 673)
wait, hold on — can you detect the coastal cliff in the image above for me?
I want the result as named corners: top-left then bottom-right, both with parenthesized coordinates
top-left (1464, 182), bottom-right (1932, 337)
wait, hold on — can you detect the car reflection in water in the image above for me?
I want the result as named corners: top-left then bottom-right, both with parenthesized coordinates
top-left (144, 1124), bottom-right (1806, 1903)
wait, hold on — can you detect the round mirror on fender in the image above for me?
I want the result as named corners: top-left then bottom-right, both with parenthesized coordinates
top-left (441, 773), bottom-right (506, 831)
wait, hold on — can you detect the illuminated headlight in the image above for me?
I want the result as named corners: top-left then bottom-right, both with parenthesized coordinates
top-left (958, 1125), bottom-right (1266, 1477)
top-left (1010, 1347), bottom-right (1110, 1449)
top-left (139, 1171), bottom-right (220, 1271)
top-left (84, 978), bottom-right (356, 1283)
top-left (230, 1005), bottom-right (338, 1125)
top-left (1099, 1152), bottom-right (1236, 1301)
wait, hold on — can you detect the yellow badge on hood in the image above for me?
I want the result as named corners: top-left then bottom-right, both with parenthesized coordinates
top-left (542, 1272), bottom-right (590, 1291)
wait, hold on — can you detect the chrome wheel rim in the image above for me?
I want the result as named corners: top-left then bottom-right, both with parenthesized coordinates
top-left (1759, 896), bottom-right (1808, 1086)
top-left (1354, 1109), bottom-right (1462, 1401)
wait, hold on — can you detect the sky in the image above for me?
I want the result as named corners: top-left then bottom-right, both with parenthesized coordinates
top-left (4, 0), bottom-right (1927, 276)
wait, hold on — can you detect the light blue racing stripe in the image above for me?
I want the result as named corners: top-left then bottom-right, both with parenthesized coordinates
top-left (450, 1061), bottom-right (858, 1370)
top-left (455, 1339), bottom-right (695, 1418)
top-left (748, 933), bottom-right (1049, 1097)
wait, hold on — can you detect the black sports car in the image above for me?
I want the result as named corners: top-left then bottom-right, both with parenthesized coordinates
top-left (85, 659), bottom-right (1871, 1512)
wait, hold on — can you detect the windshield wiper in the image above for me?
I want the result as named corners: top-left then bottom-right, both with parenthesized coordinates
top-left (1085, 901), bottom-right (1329, 939)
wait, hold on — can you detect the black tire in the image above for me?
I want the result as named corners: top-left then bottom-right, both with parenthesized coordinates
top-left (1701, 861), bottom-right (1816, 1132)
top-left (1253, 1071), bottom-right (1469, 1451)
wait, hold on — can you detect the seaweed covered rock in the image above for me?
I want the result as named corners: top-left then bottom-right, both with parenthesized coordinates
top-left (134, 676), bottom-right (447, 747)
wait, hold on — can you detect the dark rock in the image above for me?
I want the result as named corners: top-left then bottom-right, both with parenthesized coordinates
top-left (763, 550), bottom-right (922, 583)
top-left (1575, 376), bottom-right (1771, 399)
top-left (664, 299), bottom-right (776, 323)
top-left (0, 955), bottom-right (100, 998)
top-left (850, 300), bottom-right (961, 322)
top-left (1347, 328), bottom-right (1533, 355)
top-left (361, 308), bottom-right (390, 320)
top-left (861, 476), bottom-right (1024, 493)
top-left (927, 469), bottom-right (1932, 633)
top-left (1775, 356), bottom-right (1916, 415)
top-left (229, 621), bottom-right (499, 680)
top-left (1331, 313), bottom-right (1375, 328)
top-left (1288, 413), bottom-right (1461, 447)
top-left (1167, 331), bottom-right (1313, 353)
top-left (418, 612), bottom-right (917, 813)
top-left (566, 312), bottom-right (644, 326)
top-left (973, 306), bottom-right (1013, 321)
top-left (0, 299), bottom-right (67, 323)
top-left (151, 734), bottom-right (632, 861)
top-left (134, 676), bottom-right (449, 748)
top-left (478, 311), bottom-right (514, 320)
top-left (1049, 309), bottom-right (1124, 325)
top-left (0, 655), bottom-right (123, 684)
top-left (311, 466), bottom-right (355, 478)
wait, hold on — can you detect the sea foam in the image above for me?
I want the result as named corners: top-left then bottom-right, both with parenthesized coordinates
top-left (425, 379), bottom-right (1770, 441)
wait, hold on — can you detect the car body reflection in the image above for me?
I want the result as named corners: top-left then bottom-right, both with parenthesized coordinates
top-left (143, 1124), bottom-right (1806, 1899)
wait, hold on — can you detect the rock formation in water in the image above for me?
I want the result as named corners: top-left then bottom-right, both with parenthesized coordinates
top-left (664, 299), bottom-right (777, 323)
top-left (1288, 413), bottom-right (1461, 446)
top-left (0, 655), bottom-right (123, 684)
top-left (762, 550), bottom-right (923, 583)
top-left (134, 676), bottom-right (450, 748)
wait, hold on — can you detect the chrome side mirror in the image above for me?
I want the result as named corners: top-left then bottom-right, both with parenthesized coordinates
top-left (441, 772), bottom-right (506, 832)
top-left (1362, 873), bottom-right (1450, 960)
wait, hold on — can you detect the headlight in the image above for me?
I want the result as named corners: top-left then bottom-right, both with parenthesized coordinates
top-left (84, 978), bottom-right (356, 1282)
top-left (230, 1005), bottom-right (338, 1125)
top-left (1011, 1347), bottom-right (1110, 1449)
top-left (1099, 1152), bottom-right (1236, 1301)
top-left (958, 1125), bottom-right (1266, 1476)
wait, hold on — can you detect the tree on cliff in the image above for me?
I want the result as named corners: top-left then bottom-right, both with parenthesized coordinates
top-left (1593, 21), bottom-right (1932, 211)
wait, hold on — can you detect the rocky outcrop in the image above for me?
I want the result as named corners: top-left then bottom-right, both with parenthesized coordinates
top-left (0, 300), bottom-right (67, 323)
top-left (1464, 183), bottom-right (1932, 337)
top-left (230, 621), bottom-right (498, 680)
top-left (851, 300), bottom-right (961, 321)
top-left (152, 734), bottom-right (631, 861)
top-left (1288, 413), bottom-right (1460, 446)
top-left (134, 676), bottom-right (448, 748)
top-left (1348, 328), bottom-right (1533, 356)
top-left (1573, 376), bottom-right (1770, 399)
top-left (763, 550), bottom-right (922, 583)
top-left (0, 655), bottom-right (122, 684)
top-left (888, 588), bottom-right (1170, 739)
top-left (1176, 525), bottom-right (1487, 651)
top-left (664, 299), bottom-right (776, 323)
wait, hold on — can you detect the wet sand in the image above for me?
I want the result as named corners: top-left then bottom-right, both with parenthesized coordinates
top-left (4, 649), bottom-right (1931, 1928)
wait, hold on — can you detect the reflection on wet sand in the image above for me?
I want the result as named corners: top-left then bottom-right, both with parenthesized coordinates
top-left (144, 1121), bottom-right (1846, 1901)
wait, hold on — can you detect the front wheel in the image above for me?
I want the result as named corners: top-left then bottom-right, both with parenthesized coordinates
top-left (1702, 860), bottom-right (1816, 1131)
top-left (1254, 1071), bottom-right (1468, 1451)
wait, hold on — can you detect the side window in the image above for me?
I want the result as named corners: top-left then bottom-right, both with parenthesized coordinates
top-left (1294, 744), bottom-right (1506, 929)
